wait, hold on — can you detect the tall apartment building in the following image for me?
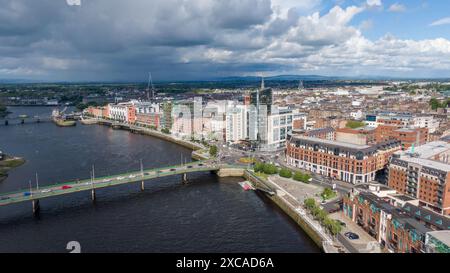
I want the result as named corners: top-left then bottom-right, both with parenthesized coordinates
top-left (286, 135), bottom-right (401, 184)
top-left (388, 141), bottom-right (450, 216)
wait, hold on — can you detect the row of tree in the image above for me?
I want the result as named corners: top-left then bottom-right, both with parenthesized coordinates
top-left (304, 198), bottom-right (342, 236)
top-left (254, 163), bottom-right (312, 183)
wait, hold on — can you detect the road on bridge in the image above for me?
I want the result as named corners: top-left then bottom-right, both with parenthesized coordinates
top-left (0, 161), bottom-right (219, 207)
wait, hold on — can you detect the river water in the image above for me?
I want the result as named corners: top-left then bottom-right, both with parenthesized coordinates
top-left (0, 107), bottom-right (319, 253)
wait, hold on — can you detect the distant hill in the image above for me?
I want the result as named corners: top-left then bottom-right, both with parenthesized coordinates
top-left (217, 75), bottom-right (337, 82)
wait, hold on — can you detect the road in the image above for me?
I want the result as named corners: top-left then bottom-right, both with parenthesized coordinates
top-left (0, 161), bottom-right (217, 206)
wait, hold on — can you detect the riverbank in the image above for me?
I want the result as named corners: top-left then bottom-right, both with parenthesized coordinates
top-left (0, 156), bottom-right (25, 182)
top-left (87, 118), bottom-right (210, 159)
top-left (244, 170), bottom-right (343, 253)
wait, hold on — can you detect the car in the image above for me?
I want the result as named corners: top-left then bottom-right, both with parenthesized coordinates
top-left (198, 163), bottom-right (204, 166)
top-left (344, 232), bottom-right (359, 240)
top-left (103, 179), bottom-right (112, 182)
top-left (170, 168), bottom-right (176, 171)
top-left (41, 189), bottom-right (52, 193)
top-left (128, 175), bottom-right (136, 178)
top-left (337, 220), bottom-right (346, 227)
top-left (1, 196), bottom-right (11, 200)
top-left (23, 192), bottom-right (32, 197)
top-left (321, 200), bottom-right (327, 205)
top-left (61, 185), bottom-right (72, 190)
top-left (117, 176), bottom-right (125, 180)
top-left (187, 166), bottom-right (193, 169)
top-left (144, 172), bottom-right (151, 175)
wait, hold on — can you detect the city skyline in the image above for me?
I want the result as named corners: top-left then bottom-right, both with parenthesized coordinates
top-left (1, 0), bottom-right (450, 82)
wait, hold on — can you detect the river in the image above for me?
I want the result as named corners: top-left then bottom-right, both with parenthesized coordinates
top-left (0, 106), bottom-right (319, 253)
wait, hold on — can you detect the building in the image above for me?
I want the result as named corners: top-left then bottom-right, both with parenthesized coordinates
top-left (344, 191), bottom-right (431, 253)
top-left (108, 104), bottom-right (130, 122)
top-left (425, 231), bottom-right (450, 253)
top-left (225, 104), bottom-right (247, 143)
top-left (303, 127), bottom-right (335, 140)
top-left (336, 127), bottom-right (376, 145)
top-left (286, 135), bottom-right (401, 184)
top-left (375, 125), bottom-right (428, 150)
top-left (344, 184), bottom-right (450, 253)
top-left (388, 141), bottom-right (450, 215)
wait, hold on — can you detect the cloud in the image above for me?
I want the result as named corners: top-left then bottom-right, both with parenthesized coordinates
top-left (430, 17), bottom-right (450, 27)
top-left (66, 0), bottom-right (81, 6)
top-left (0, 0), bottom-right (449, 81)
top-left (388, 3), bottom-right (406, 12)
top-left (366, 0), bottom-right (382, 7)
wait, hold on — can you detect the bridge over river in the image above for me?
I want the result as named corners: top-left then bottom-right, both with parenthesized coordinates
top-left (0, 160), bottom-right (237, 214)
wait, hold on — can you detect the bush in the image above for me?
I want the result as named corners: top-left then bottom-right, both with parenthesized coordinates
top-left (279, 168), bottom-right (292, 178)
top-left (209, 145), bottom-right (218, 157)
top-left (304, 198), bottom-right (316, 210)
top-left (293, 171), bottom-right (311, 183)
top-left (161, 128), bottom-right (171, 134)
top-left (253, 162), bottom-right (278, 175)
top-left (321, 188), bottom-right (337, 200)
top-left (254, 162), bottom-right (265, 173)
top-left (262, 163), bottom-right (278, 175)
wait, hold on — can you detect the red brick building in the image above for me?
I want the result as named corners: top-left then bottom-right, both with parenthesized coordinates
top-left (286, 135), bottom-right (401, 184)
top-left (388, 141), bottom-right (450, 216)
top-left (375, 125), bottom-right (428, 150)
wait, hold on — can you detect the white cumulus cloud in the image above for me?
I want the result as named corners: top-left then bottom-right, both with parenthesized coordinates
top-left (430, 17), bottom-right (450, 27)
top-left (66, 0), bottom-right (81, 6)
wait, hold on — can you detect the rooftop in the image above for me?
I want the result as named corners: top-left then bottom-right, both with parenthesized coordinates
top-left (427, 231), bottom-right (450, 246)
top-left (292, 135), bottom-right (371, 150)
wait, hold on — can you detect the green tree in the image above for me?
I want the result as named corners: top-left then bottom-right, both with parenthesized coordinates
top-left (262, 164), bottom-right (278, 175)
top-left (429, 98), bottom-right (442, 110)
top-left (321, 188), bottom-right (336, 200)
top-left (293, 171), bottom-right (312, 183)
top-left (279, 168), bottom-right (292, 178)
top-left (254, 162), bottom-right (265, 173)
top-left (304, 198), bottom-right (316, 211)
top-left (346, 120), bottom-right (365, 129)
top-left (209, 145), bottom-right (218, 157)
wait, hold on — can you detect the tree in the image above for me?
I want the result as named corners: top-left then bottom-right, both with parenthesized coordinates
top-left (262, 164), bottom-right (278, 175)
top-left (279, 168), bottom-right (292, 178)
top-left (209, 145), bottom-right (218, 157)
top-left (321, 188), bottom-right (336, 200)
top-left (254, 162), bottom-right (265, 173)
top-left (293, 171), bottom-right (311, 183)
top-left (304, 198), bottom-right (316, 210)
top-left (429, 98), bottom-right (442, 110)
top-left (346, 120), bottom-right (365, 129)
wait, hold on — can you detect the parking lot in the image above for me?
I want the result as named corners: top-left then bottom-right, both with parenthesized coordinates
top-left (329, 212), bottom-right (382, 253)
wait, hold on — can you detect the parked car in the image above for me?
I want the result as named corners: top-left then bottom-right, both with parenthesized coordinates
top-left (344, 232), bottom-right (359, 240)
top-left (337, 220), bottom-right (346, 227)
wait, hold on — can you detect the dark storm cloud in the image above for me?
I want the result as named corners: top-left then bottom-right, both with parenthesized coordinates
top-left (1, 0), bottom-right (449, 81)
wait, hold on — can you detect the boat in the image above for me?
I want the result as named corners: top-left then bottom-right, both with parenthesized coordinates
top-left (52, 109), bottom-right (76, 127)
top-left (238, 181), bottom-right (255, 191)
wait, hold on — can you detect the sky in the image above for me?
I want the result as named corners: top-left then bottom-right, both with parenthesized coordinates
top-left (1, 0), bottom-right (450, 82)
